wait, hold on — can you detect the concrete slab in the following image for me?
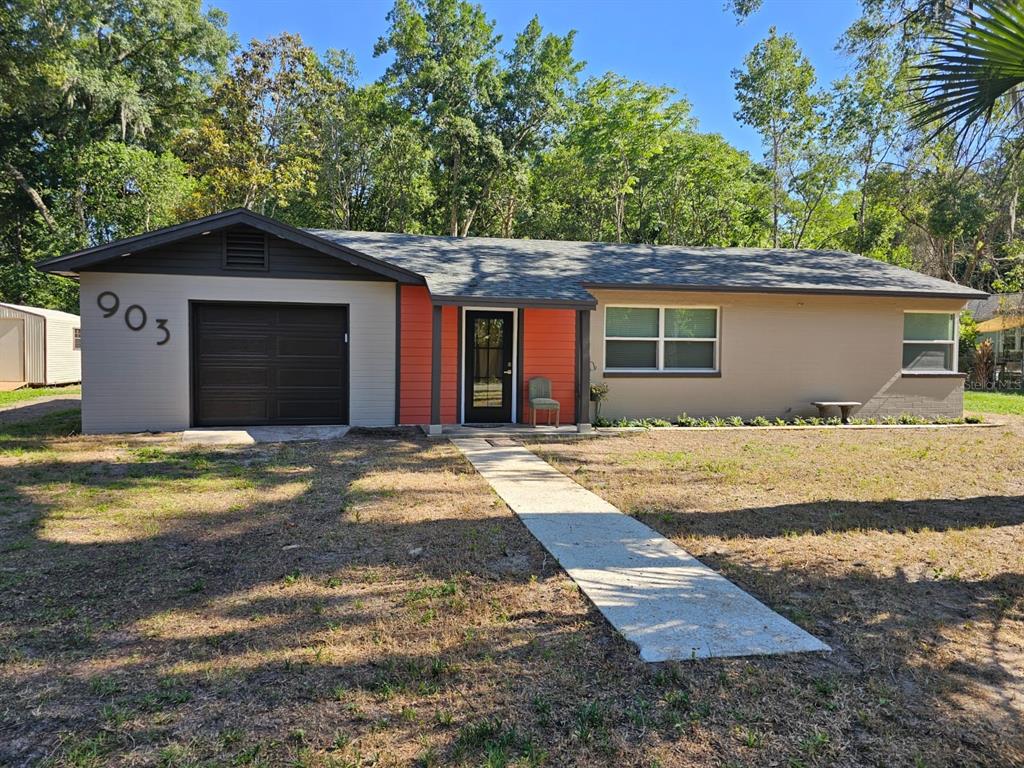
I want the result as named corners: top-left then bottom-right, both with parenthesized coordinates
top-left (453, 438), bottom-right (830, 662)
top-left (182, 425), bottom-right (350, 446)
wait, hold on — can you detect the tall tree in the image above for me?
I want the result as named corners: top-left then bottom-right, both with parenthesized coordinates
top-left (732, 27), bottom-right (818, 247)
top-left (375, 0), bottom-right (578, 236)
top-left (178, 34), bottom-right (350, 223)
top-left (0, 0), bottom-right (230, 309)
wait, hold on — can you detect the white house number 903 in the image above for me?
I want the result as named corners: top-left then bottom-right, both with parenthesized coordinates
top-left (97, 291), bottom-right (170, 345)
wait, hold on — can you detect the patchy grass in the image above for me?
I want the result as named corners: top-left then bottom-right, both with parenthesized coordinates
top-left (4, 411), bottom-right (1022, 767)
top-left (965, 389), bottom-right (1024, 415)
top-left (531, 423), bottom-right (1024, 767)
top-left (0, 384), bottom-right (80, 407)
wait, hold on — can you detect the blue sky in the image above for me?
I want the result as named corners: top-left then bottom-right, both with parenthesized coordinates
top-left (205, 0), bottom-right (863, 158)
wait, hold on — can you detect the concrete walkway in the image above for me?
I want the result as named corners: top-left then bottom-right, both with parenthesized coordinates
top-left (182, 425), bottom-right (350, 446)
top-left (453, 438), bottom-right (829, 662)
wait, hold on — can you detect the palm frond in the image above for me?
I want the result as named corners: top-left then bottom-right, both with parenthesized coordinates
top-left (911, 1), bottom-right (1024, 135)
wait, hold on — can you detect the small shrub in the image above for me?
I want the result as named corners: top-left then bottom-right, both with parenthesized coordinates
top-left (965, 414), bottom-right (984, 424)
top-left (592, 417), bottom-right (612, 427)
top-left (646, 418), bottom-right (672, 428)
top-left (772, 417), bottom-right (788, 426)
top-left (710, 417), bottom-right (728, 427)
top-left (726, 416), bottom-right (744, 427)
top-left (676, 413), bottom-right (700, 427)
top-left (748, 416), bottom-right (770, 427)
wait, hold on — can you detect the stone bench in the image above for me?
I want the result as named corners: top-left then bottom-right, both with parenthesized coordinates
top-left (811, 401), bottom-right (862, 424)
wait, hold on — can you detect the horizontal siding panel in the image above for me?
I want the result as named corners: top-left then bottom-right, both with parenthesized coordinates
top-left (521, 309), bottom-right (576, 423)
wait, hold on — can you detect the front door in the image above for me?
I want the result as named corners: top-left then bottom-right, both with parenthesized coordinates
top-left (464, 310), bottom-right (513, 423)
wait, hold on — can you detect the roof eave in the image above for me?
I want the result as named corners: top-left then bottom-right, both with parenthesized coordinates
top-left (582, 282), bottom-right (987, 301)
top-left (430, 293), bottom-right (597, 310)
top-left (36, 208), bottom-right (427, 285)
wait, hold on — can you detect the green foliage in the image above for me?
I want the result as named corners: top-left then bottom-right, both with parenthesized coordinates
top-left (4, 0), bottom-right (1024, 315)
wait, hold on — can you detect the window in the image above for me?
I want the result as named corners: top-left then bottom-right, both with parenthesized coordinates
top-left (72, 327), bottom-right (81, 350)
top-left (605, 306), bottom-right (718, 371)
top-left (902, 312), bottom-right (956, 372)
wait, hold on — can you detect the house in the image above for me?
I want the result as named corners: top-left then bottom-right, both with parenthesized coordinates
top-left (0, 303), bottom-right (81, 387)
top-left (969, 293), bottom-right (1024, 387)
top-left (38, 209), bottom-right (985, 434)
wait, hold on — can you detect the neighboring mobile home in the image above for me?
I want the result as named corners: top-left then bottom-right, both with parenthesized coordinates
top-left (0, 303), bottom-right (81, 386)
top-left (38, 209), bottom-right (985, 434)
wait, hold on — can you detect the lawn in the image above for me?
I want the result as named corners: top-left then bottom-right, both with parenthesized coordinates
top-left (531, 423), bottom-right (1024, 767)
top-left (0, 384), bottom-right (80, 407)
top-left (965, 389), bottom-right (1024, 415)
top-left (2, 412), bottom-right (1021, 767)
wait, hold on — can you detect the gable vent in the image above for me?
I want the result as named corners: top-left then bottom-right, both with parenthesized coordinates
top-left (223, 229), bottom-right (268, 270)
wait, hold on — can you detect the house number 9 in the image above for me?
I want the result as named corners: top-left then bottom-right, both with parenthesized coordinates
top-left (96, 291), bottom-right (170, 346)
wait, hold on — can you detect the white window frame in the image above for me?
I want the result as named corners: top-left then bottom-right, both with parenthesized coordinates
top-left (72, 327), bottom-right (81, 351)
top-left (901, 310), bottom-right (958, 374)
top-left (604, 305), bottom-right (720, 373)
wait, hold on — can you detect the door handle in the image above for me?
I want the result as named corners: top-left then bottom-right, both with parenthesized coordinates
top-left (504, 368), bottom-right (513, 376)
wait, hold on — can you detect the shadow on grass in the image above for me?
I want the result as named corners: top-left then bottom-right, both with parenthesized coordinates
top-left (1, 414), bottom-right (1022, 766)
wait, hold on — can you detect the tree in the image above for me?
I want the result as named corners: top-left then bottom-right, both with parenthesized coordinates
top-left (733, 27), bottom-right (818, 247)
top-left (0, 0), bottom-right (230, 309)
top-left (178, 34), bottom-right (350, 223)
top-left (375, 0), bottom-right (578, 236)
top-left (912, 1), bottom-right (1024, 137)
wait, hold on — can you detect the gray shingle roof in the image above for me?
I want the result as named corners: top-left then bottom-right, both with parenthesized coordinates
top-left (309, 229), bottom-right (986, 306)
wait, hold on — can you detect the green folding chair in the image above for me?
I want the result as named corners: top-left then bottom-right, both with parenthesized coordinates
top-left (528, 376), bottom-right (560, 427)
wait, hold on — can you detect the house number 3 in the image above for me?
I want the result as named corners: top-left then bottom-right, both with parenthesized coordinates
top-left (97, 291), bottom-right (170, 346)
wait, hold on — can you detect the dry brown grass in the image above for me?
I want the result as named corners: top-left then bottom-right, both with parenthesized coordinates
top-left (3, 410), bottom-right (1022, 767)
top-left (531, 420), bottom-right (1024, 767)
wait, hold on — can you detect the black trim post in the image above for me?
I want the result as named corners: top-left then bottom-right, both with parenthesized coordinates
top-left (456, 306), bottom-right (463, 423)
top-left (394, 284), bottom-right (402, 425)
top-left (576, 309), bottom-right (591, 430)
top-left (430, 304), bottom-right (442, 432)
top-left (516, 308), bottom-right (525, 423)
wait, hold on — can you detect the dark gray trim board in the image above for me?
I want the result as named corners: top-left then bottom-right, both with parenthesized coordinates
top-left (576, 310), bottom-right (591, 424)
top-left (583, 282), bottom-right (983, 301)
top-left (602, 370), bottom-right (722, 378)
top-left (394, 284), bottom-right (402, 425)
top-left (900, 371), bottom-right (968, 379)
top-left (516, 308), bottom-right (525, 423)
top-left (38, 209), bottom-right (424, 284)
top-left (431, 294), bottom-right (596, 310)
top-left (430, 304), bottom-right (442, 425)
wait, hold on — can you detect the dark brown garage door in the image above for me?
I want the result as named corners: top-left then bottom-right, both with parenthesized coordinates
top-left (192, 302), bottom-right (349, 426)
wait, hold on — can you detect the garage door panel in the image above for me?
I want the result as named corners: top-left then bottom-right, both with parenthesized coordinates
top-left (276, 336), bottom-right (344, 357)
top-left (199, 366), bottom-right (271, 388)
top-left (199, 333), bottom-right (272, 357)
top-left (197, 397), bottom-right (269, 422)
top-left (277, 368), bottom-right (344, 387)
top-left (277, 399), bottom-right (346, 420)
top-left (193, 303), bottom-right (348, 426)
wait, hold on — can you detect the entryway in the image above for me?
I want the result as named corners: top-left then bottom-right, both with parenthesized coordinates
top-left (463, 309), bottom-right (514, 423)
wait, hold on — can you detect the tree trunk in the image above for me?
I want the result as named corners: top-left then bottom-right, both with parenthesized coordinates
top-left (4, 162), bottom-right (57, 229)
top-left (771, 136), bottom-right (780, 248)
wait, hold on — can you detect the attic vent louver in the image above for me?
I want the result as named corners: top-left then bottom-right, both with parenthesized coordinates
top-left (223, 229), bottom-right (268, 270)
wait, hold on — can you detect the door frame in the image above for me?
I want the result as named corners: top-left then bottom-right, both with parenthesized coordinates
top-left (188, 299), bottom-right (351, 427)
top-left (0, 318), bottom-right (26, 382)
top-left (459, 307), bottom-right (518, 424)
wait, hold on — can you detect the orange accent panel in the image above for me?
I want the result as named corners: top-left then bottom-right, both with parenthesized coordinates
top-left (521, 309), bottom-right (576, 424)
top-left (399, 287), bottom-right (460, 425)
top-left (399, 286), bottom-right (433, 425)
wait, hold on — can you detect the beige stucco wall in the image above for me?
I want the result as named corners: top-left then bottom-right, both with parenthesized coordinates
top-left (79, 272), bottom-right (396, 433)
top-left (590, 289), bottom-right (966, 421)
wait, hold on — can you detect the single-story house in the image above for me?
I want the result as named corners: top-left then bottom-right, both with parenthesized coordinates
top-left (0, 302), bottom-right (81, 386)
top-left (38, 208), bottom-right (985, 434)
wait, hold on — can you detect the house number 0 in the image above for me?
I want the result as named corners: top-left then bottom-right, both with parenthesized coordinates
top-left (97, 291), bottom-right (170, 346)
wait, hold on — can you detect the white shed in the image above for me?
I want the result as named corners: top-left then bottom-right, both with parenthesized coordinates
top-left (0, 303), bottom-right (81, 386)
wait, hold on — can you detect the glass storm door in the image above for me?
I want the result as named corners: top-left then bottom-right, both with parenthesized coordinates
top-left (464, 310), bottom-right (513, 423)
